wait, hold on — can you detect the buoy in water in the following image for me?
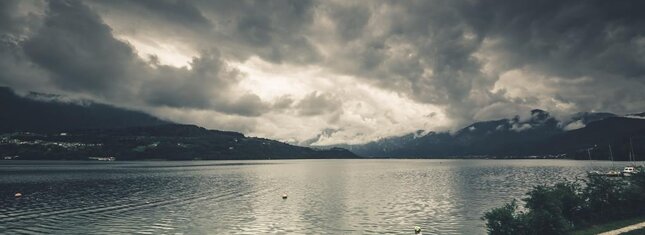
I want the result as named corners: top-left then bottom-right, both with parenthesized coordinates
top-left (414, 226), bottom-right (422, 234)
top-left (14, 192), bottom-right (22, 197)
top-left (282, 193), bottom-right (288, 199)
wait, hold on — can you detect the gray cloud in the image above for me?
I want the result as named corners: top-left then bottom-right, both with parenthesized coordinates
top-left (117, 0), bottom-right (213, 30)
top-left (465, 1), bottom-right (645, 115)
top-left (0, 0), bottom-right (50, 90)
top-left (471, 1), bottom-right (645, 77)
top-left (4, 0), bottom-right (270, 117)
top-left (0, 1), bottom-right (23, 34)
top-left (319, 0), bottom-right (645, 127)
top-left (23, 0), bottom-right (139, 97)
top-left (296, 91), bottom-right (342, 116)
top-left (90, 0), bottom-right (322, 64)
top-left (1, 0), bottom-right (645, 143)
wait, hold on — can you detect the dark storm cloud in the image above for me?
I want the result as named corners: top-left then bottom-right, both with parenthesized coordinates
top-left (23, 0), bottom-right (138, 96)
top-left (90, 0), bottom-right (322, 64)
top-left (0, 1), bottom-right (20, 33)
top-left (329, 3), bottom-right (371, 41)
top-left (87, 0), bottom-right (498, 123)
top-left (467, 0), bottom-right (645, 78)
top-left (315, 0), bottom-right (645, 124)
top-left (205, 0), bottom-right (321, 64)
top-left (320, 1), bottom-right (501, 125)
top-left (463, 0), bottom-right (645, 113)
top-left (1, 0), bottom-right (645, 141)
top-left (120, 0), bottom-right (213, 30)
top-left (0, 0), bottom-right (50, 90)
top-left (142, 51), bottom-right (270, 116)
top-left (2, 0), bottom-right (270, 117)
top-left (91, 0), bottom-right (213, 33)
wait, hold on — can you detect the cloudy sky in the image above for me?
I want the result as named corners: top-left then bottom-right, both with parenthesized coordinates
top-left (1, 0), bottom-right (645, 145)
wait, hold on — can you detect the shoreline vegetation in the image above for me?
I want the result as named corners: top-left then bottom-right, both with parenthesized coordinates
top-left (483, 166), bottom-right (645, 235)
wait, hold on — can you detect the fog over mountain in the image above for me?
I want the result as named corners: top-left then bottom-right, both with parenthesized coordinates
top-left (2, 0), bottom-right (645, 145)
top-left (329, 109), bottom-right (645, 159)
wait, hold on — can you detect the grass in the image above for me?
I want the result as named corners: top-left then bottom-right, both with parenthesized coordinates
top-left (570, 216), bottom-right (645, 235)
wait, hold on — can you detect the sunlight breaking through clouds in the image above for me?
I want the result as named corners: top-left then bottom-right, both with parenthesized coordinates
top-left (231, 57), bottom-right (451, 145)
top-left (1, 0), bottom-right (645, 145)
top-left (117, 35), bottom-right (196, 68)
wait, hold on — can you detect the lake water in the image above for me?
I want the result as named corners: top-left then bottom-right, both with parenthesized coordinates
top-left (0, 159), bottom-right (637, 234)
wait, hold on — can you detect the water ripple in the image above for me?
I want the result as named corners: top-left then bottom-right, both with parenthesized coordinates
top-left (1, 159), bottom-right (633, 234)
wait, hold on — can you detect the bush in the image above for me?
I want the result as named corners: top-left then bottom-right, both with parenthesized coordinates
top-left (523, 182), bottom-right (583, 234)
top-left (482, 200), bottom-right (527, 235)
top-left (483, 168), bottom-right (645, 234)
top-left (583, 175), bottom-right (628, 221)
top-left (624, 167), bottom-right (645, 216)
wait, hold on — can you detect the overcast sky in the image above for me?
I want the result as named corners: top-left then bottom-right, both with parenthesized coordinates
top-left (1, 0), bottom-right (645, 145)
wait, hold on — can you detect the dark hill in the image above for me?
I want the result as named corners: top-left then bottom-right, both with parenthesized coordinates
top-left (538, 117), bottom-right (645, 160)
top-left (1, 123), bottom-right (358, 160)
top-left (0, 87), bottom-right (169, 133)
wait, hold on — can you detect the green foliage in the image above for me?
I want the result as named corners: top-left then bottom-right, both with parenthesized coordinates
top-left (483, 170), bottom-right (645, 234)
top-left (583, 175), bottom-right (628, 222)
top-left (624, 167), bottom-right (645, 216)
top-left (523, 182), bottom-right (583, 234)
top-left (482, 200), bottom-right (527, 235)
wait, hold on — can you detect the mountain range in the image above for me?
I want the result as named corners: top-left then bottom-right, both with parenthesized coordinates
top-left (0, 87), bottom-right (356, 160)
top-left (2, 86), bottom-right (644, 161)
top-left (326, 110), bottom-right (645, 160)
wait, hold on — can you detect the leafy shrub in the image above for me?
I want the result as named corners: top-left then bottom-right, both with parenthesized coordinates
top-left (523, 182), bottom-right (583, 234)
top-left (482, 200), bottom-right (527, 235)
top-left (483, 167), bottom-right (645, 234)
top-left (583, 175), bottom-right (628, 222)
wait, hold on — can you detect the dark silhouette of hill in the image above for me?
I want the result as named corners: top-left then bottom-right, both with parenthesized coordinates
top-left (538, 117), bottom-right (645, 160)
top-left (0, 87), bottom-right (169, 133)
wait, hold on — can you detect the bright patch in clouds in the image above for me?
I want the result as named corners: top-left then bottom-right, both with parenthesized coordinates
top-left (3, 0), bottom-right (645, 147)
top-left (231, 57), bottom-right (451, 145)
top-left (117, 35), bottom-right (195, 68)
top-left (235, 57), bottom-right (319, 99)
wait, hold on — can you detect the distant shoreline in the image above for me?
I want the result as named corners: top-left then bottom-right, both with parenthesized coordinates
top-left (3, 158), bottom-right (642, 162)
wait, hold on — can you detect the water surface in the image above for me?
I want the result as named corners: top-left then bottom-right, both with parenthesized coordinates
top-left (0, 159), bottom-right (636, 234)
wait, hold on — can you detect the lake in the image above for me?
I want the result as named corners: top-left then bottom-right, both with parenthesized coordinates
top-left (0, 159), bottom-right (636, 234)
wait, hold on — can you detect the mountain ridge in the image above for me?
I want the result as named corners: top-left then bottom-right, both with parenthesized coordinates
top-left (0, 87), bottom-right (357, 160)
top-left (3, 86), bottom-right (643, 161)
top-left (323, 110), bottom-right (645, 160)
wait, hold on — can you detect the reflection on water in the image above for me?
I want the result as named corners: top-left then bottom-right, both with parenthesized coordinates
top-left (0, 159), bottom-right (638, 234)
